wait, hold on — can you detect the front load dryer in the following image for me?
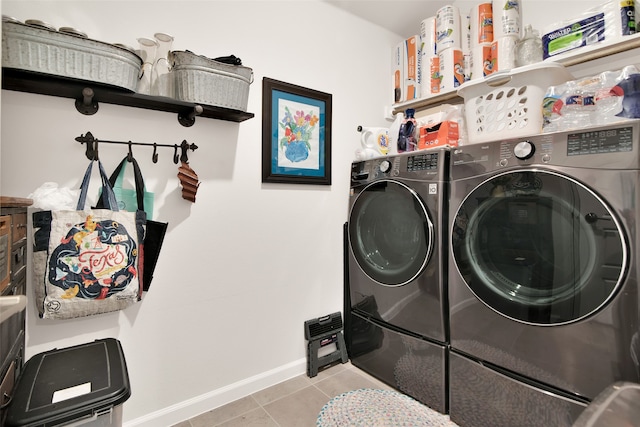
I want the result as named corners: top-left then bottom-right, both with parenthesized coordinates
top-left (344, 149), bottom-right (449, 413)
top-left (448, 122), bottom-right (640, 427)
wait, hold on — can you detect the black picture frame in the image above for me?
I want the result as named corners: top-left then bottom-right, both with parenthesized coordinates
top-left (262, 78), bottom-right (332, 185)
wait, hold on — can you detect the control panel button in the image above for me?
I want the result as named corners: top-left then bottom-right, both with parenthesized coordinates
top-left (379, 160), bottom-right (391, 173)
top-left (514, 141), bottom-right (535, 160)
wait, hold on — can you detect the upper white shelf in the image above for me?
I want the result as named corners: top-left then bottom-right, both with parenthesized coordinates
top-left (392, 33), bottom-right (640, 115)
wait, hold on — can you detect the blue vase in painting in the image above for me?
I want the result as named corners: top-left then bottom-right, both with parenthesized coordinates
top-left (285, 140), bottom-right (310, 162)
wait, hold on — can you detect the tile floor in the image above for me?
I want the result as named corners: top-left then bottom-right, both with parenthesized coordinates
top-left (170, 361), bottom-right (405, 427)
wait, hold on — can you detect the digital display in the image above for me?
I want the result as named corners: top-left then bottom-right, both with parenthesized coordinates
top-left (408, 153), bottom-right (438, 171)
top-left (567, 127), bottom-right (633, 156)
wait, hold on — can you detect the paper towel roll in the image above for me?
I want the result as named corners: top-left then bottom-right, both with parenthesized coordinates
top-left (491, 36), bottom-right (517, 73)
top-left (421, 17), bottom-right (437, 57)
top-left (419, 53), bottom-right (441, 95)
top-left (439, 48), bottom-right (465, 91)
top-left (492, 0), bottom-right (521, 39)
top-left (436, 5), bottom-right (462, 54)
top-left (463, 12), bottom-right (471, 53)
top-left (470, 3), bottom-right (494, 46)
top-left (464, 53), bottom-right (472, 82)
top-left (471, 43), bottom-right (492, 80)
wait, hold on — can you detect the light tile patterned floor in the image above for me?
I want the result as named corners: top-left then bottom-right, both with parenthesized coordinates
top-left (171, 362), bottom-right (407, 427)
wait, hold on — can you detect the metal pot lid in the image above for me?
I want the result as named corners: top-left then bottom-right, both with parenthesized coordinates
top-left (113, 43), bottom-right (137, 54)
top-left (58, 27), bottom-right (88, 38)
top-left (2, 15), bottom-right (21, 24)
top-left (24, 19), bottom-right (56, 31)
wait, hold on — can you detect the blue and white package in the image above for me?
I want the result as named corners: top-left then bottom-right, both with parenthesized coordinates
top-left (542, 13), bottom-right (605, 59)
top-left (542, 0), bottom-right (636, 60)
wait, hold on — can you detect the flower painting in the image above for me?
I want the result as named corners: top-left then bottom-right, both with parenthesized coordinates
top-left (278, 101), bottom-right (320, 168)
top-left (262, 78), bottom-right (332, 185)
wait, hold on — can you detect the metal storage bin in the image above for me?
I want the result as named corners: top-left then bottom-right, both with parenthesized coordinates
top-left (5, 338), bottom-right (130, 427)
top-left (170, 50), bottom-right (253, 111)
top-left (2, 21), bottom-right (142, 92)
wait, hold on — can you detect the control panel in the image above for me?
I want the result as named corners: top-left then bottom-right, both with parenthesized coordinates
top-left (351, 151), bottom-right (441, 182)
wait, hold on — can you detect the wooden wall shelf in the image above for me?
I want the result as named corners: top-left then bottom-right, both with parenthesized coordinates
top-left (1, 68), bottom-right (254, 125)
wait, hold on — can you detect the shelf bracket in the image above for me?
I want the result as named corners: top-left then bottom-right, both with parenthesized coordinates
top-left (75, 87), bottom-right (99, 115)
top-left (178, 105), bottom-right (203, 127)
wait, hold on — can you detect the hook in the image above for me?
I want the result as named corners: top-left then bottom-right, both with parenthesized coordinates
top-left (93, 139), bottom-right (99, 160)
top-left (127, 141), bottom-right (134, 162)
top-left (152, 143), bottom-right (159, 163)
top-left (180, 140), bottom-right (190, 163)
top-left (76, 131), bottom-right (97, 160)
top-left (75, 87), bottom-right (99, 115)
top-left (173, 145), bottom-right (180, 164)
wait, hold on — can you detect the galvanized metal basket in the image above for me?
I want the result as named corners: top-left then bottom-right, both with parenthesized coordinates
top-left (170, 50), bottom-right (253, 111)
top-left (2, 21), bottom-right (142, 92)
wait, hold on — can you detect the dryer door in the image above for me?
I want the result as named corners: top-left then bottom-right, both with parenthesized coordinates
top-left (451, 169), bottom-right (627, 326)
top-left (349, 179), bottom-right (434, 287)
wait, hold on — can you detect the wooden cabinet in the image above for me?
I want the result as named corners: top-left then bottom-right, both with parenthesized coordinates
top-left (0, 197), bottom-right (30, 297)
top-left (0, 197), bottom-right (31, 425)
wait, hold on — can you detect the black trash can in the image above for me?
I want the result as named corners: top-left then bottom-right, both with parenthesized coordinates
top-left (5, 338), bottom-right (130, 427)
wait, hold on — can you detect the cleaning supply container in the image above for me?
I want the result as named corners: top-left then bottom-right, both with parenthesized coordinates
top-left (5, 338), bottom-right (130, 427)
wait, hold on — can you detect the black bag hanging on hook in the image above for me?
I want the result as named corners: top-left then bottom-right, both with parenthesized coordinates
top-left (97, 156), bottom-right (168, 291)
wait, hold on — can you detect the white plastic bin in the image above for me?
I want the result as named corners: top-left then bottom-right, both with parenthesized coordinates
top-left (458, 62), bottom-right (573, 144)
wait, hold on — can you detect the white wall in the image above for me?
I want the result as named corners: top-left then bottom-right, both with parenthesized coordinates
top-left (0, 1), bottom-right (400, 425)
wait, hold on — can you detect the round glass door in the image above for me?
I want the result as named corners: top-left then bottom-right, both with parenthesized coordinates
top-left (349, 180), bottom-right (434, 287)
top-left (452, 170), bottom-right (627, 325)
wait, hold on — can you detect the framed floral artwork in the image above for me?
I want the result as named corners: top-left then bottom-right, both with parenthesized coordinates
top-left (262, 78), bottom-right (332, 185)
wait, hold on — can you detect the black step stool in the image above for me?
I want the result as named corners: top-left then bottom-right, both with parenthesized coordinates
top-left (304, 312), bottom-right (348, 377)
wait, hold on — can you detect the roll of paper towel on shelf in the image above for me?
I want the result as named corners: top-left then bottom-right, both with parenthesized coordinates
top-left (491, 36), bottom-right (517, 73)
top-left (492, 0), bottom-right (522, 39)
top-left (436, 5), bottom-right (462, 54)
top-left (471, 43), bottom-right (492, 80)
top-left (470, 2), bottom-right (494, 46)
top-left (421, 17), bottom-right (437, 57)
top-left (439, 48), bottom-right (465, 91)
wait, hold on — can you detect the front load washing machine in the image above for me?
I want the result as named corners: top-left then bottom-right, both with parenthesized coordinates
top-left (344, 149), bottom-right (449, 413)
top-left (448, 122), bottom-right (640, 427)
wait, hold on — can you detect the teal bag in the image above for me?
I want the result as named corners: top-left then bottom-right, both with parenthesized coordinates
top-left (106, 157), bottom-right (154, 220)
top-left (97, 155), bottom-right (167, 291)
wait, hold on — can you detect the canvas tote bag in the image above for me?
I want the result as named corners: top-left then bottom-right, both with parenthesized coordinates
top-left (32, 160), bottom-right (145, 319)
top-left (100, 154), bottom-right (155, 219)
top-left (98, 156), bottom-right (168, 291)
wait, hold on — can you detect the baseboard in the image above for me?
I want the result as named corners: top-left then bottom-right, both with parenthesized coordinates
top-left (123, 357), bottom-right (307, 427)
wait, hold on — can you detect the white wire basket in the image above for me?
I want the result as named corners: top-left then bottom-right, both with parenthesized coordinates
top-left (458, 62), bottom-right (574, 144)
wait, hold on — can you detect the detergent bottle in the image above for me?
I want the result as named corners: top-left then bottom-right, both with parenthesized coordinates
top-left (387, 111), bottom-right (403, 155)
top-left (397, 108), bottom-right (418, 153)
top-left (357, 126), bottom-right (390, 156)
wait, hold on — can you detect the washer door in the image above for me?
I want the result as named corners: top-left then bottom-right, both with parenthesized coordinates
top-left (349, 180), bottom-right (434, 287)
top-left (452, 170), bottom-right (627, 325)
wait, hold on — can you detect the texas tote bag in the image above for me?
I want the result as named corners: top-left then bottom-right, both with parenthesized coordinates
top-left (32, 160), bottom-right (145, 319)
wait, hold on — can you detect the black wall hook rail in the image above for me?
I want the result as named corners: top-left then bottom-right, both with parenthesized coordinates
top-left (76, 131), bottom-right (198, 164)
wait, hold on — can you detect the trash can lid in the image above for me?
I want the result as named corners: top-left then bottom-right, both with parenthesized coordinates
top-left (572, 382), bottom-right (640, 427)
top-left (5, 338), bottom-right (131, 427)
